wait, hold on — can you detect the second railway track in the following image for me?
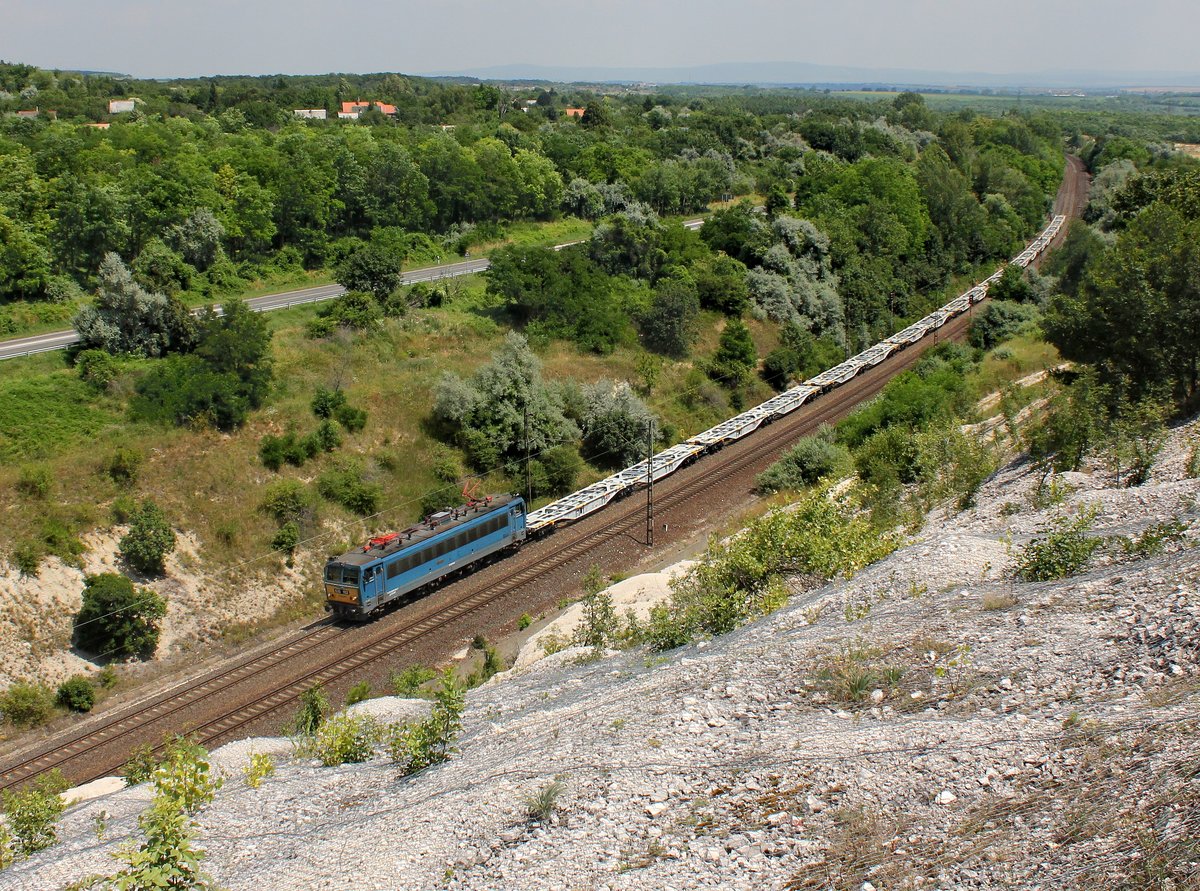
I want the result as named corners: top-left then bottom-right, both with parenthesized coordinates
top-left (0, 309), bottom-right (972, 793)
top-left (0, 160), bottom-right (1088, 793)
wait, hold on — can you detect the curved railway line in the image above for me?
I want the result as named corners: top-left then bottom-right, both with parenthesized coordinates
top-left (0, 302), bottom-right (995, 793)
top-left (0, 160), bottom-right (1089, 794)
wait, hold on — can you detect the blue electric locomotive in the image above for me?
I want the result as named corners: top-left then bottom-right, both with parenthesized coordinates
top-left (324, 494), bottom-right (527, 620)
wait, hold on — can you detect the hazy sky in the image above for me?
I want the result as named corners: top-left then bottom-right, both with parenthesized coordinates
top-left (2, 0), bottom-right (1197, 79)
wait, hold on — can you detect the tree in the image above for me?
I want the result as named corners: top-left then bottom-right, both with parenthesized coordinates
top-left (132, 299), bottom-right (274, 430)
top-left (640, 276), bottom-right (700, 358)
top-left (578, 381), bottom-right (657, 469)
top-left (1044, 203), bottom-right (1200, 402)
top-left (74, 572), bottom-right (167, 659)
top-left (119, 500), bottom-right (177, 576)
top-left (694, 253), bottom-right (750, 316)
top-left (989, 264), bottom-right (1036, 303)
top-left (0, 211), bottom-right (51, 301)
top-left (132, 237), bottom-right (192, 296)
top-left (432, 332), bottom-right (578, 470)
top-left (708, 318), bottom-right (757, 389)
top-left (73, 253), bottom-right (196, 357)
top-left (335, 243), bottom-right (405, 303)
top-left (170, 208), bottom-right (225, 271)
top-left (580, 100), bottom-right (611, 129)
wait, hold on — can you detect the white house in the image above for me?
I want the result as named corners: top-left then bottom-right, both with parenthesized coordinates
top-left (293, 108), bottom-right (328, 120)
top-left (108, 99), bottom-right (136, 114)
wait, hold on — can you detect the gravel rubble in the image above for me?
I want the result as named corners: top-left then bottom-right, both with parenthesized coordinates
top-left (5, 422), bottom-right (1200, 890)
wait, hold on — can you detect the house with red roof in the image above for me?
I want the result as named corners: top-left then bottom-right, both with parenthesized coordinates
top-left (338, 100), bottom-right (397, 120)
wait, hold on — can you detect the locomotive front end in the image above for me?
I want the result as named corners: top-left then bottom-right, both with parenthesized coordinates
top-left (324, 560), bottom-right (363, 619)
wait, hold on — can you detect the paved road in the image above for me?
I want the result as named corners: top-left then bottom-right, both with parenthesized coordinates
top-left (0, 220), bottom-right (705, 362)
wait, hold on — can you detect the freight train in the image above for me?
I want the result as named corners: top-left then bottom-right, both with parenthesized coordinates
top-left (324, 215), bottom-right (1066, 620)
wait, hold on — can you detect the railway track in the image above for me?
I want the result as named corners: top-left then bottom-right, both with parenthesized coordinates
top-left (0, 158), bottom-right (1089, 795)
top-left (0, 622), bottom-right (345, 792)
top-left (0, 310), bottom-right (970, 793)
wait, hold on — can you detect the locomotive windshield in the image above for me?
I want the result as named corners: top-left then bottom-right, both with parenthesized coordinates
top-left (325, 564), bottom-right (360, 586)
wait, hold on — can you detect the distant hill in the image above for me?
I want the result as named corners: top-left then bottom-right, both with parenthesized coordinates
top-left (422, 60), bottom-right (1200, 91)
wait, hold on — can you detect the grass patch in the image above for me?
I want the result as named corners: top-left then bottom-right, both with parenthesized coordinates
top-left (981, 591), bottom-right (1018, 611)
top-left (971, 334), bottom-right (1062, 400)
top-left (0, 370), bottom-right (126, 462)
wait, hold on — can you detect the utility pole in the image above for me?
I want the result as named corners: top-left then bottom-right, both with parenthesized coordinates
top-left (645, 419), bottom-right (654, 547)
top-left (524, 402), bottom-right (532, 506)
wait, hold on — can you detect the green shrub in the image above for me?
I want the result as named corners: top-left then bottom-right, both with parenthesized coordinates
top-left (574, 566), bottom-right (618, 651)
top-left (122, 743), bottom-right (158, 785)
top-left (755, 427), bottom-right (849, 493)
top-left (2, 770), bottom-right (68, 856)
top-left (1016, 508), bottom-right (1102, 582)
top-left (334, 403), bottom-right (368, 433)
top-left (311, 419), bottom-right (342, 453)
top-left (345, 681), bottom-right (372, 705)
top-left (16, 465), bottom-right (52, 499)
top-left (118, 499), bottom-right (176, 575)
top-left (75, 572), bottom-right (167, 660)
top-left (105, 447), bottom-right (144, 484)
top-left (97, 664), bottom-right (119, 689)
top-left (317, 459), bottom-right (382, 515)
top-left (643, 485), bottom-right (897, 650)
top-left (259, 430), bottom-right (322, 471)
top-left (528, 445), bottom-right (583, 498)
top-left (853, 425), bottom-right (922, 489)
top-left (420, 482), bottom-right (462, 518)
top-left (103, 743), bottom-right (217, 889)
top-left (968, 300), bottom-right (1039, 350)
top-left (258, 433), bottom-right (288, 471)
top-left (517, 613), bottom-right (533, 631)
top-left (468, 644), bottom-right (505, 688)
top-left (311, 387), bottom-right (347, 419)
top-left (9, 542), bottom-right (42, 578)
top-left (522, 781), bottom-right (565, 823)
top-left (307, 291), bottom-right (381, 336)
top-left (0, 682), bottom-right (55, 728)
top-left (56, 675), bottom-right (95, 713)
top-left (272, 521), bottom-right (301, 557)
top-left (152, 738), bottom-right (223, 814)
top-left (259, 479), bottom-right (317, 525)
top-left (388, 670), bottom-right (465, 773)
top-left (213, 520), bottom-right (238, 547)
top-left (390, 665), bottom-right (437, 698)
top-left (75, 348), bottom-right (121, 390)
top-left (1122, 520), bottom-right (1188, 558)
top-left (309, 713), bottom-right (383, 766)
top-left (913, 422), bottom-right (998, 511)
top-left (290, 685), bottom-right (329, 736)
top-left (244, 753), bottom-right (275, 789)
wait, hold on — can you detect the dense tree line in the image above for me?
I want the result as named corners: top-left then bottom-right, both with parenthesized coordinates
top-left (1045, 166), bottom-right (1200, 404)
top-left (2, 61), bottom-right (1060, 324)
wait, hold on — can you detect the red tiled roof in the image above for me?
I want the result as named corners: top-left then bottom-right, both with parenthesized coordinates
top-left (565, 107), bottom-right (585, 118)
top-left (340, 100), bottom-right (397, 116)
